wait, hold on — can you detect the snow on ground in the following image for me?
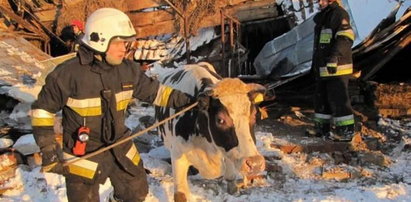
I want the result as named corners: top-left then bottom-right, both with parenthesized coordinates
top-left (1, 102), bottom-right (410, 201)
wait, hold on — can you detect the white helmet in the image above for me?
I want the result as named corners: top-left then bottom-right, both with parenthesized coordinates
top-left (81, 8), bottom-right (136, 53)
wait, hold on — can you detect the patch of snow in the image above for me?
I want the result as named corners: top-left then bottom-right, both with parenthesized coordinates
top-left (0, 138), bottom-right (14, 149)
top-left (13, 134), bottom-right (40, 155)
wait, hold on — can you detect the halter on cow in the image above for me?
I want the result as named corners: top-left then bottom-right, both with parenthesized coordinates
top-left (155, 62), bottom-right (266, 201)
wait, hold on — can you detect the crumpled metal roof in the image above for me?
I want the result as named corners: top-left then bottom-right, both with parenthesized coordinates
top-left (0, 32), bottom-right (75, 102)
top-left (253, 16), bottom-right (314, 79)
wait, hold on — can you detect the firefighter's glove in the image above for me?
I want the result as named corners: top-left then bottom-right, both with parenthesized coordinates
top-left (197, 93), bottom-right (210, 111)
top-left (326, 63), bottom-right (337, 74)
top-left (40, 144), bottom-right (68, 175)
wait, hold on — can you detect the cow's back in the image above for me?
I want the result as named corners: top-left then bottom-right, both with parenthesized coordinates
top-left (159, 62), bottom-right (221, 96)
top-left (155, 62), bottom-right (221, 143)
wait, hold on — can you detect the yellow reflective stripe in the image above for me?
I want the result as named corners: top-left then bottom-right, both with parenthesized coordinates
top-left (31, 109), bottom-right (55, 126)
top-left (66, 97), bottom-right (101, 116)
top-left (115, 90), bottom-right (133, 111)
top-left (336, 29), bottom-right (355, 41)
top-left (153, 85), bottom-right (173, 107)
top-left (254, 93), bottom-right (264, 103)
top-left (64, 153), bottom-right (98, 179)
top-left (334, 114), bottom-right (354, 126)
top-left (117, 99), bottom-right (131, 111)
top-left (320, 64), bottom-right (353, 77)
top-left (32, 117), bottom-right (54, 126)
top-left (314, 113), bottom-right (332, 123)
top-left (320, 28), bottom-right (332, 44)
top-left (31, 109), bottom-right (54, 118)
top-left (327, 63), bottom-right (337, 68)
top-left (126, 144), bottom-right (140, 166)
top-left (314, 113), bottom-right (332, 119)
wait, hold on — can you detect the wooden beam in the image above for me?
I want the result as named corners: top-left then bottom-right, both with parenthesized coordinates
top-left (35, 8), bottom-right (56, 22)
top-left (128, 9), bottom-right (174, 26)
top-left (0, 5), bottom-right (47, 39)
top-left (133, 0), bottom-right (277, 38)
top-left (236, 6), bottom-right (278, 21)
top-left (135, 20), bottom-right (176, 38)
top-left (124, 0), bottom-right (251, 12)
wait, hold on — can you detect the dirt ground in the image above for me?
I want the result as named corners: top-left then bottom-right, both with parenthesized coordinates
top-left (254, 92), bottom-right (411, 184)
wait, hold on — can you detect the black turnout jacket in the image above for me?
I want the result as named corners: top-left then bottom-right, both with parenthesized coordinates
top-left (31, 46), bottom-right (192, 183)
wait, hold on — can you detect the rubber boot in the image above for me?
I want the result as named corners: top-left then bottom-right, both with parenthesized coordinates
top-left (329, 124), bottom-right (355, 142)
top-left (306, 122), bottom-right (331, 137)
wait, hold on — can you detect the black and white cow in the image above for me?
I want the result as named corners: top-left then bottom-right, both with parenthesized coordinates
top-left (155, 62), bottom-right (266, 201)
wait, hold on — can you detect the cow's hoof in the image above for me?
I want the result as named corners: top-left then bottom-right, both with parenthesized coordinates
top-left (226, 180), bottom-right (240, 195)
top-left (174, 192), bottom-right (187, 202)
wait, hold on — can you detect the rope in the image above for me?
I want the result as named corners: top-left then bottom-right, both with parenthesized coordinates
top-left (62, 101), bottom-right (198, 167)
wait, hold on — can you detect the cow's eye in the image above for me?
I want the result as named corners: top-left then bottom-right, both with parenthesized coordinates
top-left (217, 118), bottom-right (225, 125)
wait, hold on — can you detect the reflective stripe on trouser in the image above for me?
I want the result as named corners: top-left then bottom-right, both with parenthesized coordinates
top-left (314, 113), bottom-right (331, 136)
top-left (314, 113), bottom-right (332, 124)
top-left (66, 161), bottom-right (148, 202)
top-left (333, 114), bottom-right (354, 126)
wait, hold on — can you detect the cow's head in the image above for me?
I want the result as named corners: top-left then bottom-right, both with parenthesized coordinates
top-left (196, 78), bottom-right (266, 180)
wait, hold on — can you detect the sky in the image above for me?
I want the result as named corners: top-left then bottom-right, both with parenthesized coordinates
top-left (346, 0), bottom-right (411, 42)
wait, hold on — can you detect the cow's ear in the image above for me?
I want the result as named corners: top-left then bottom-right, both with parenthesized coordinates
top-left (247, 83), bottom-right (266, 104)
top-left (247, 83), bottom-right (266, 93)
top-left (203, 87), bottom-right (214, 97)
top-left (197, 87), bottom-right (213, 110)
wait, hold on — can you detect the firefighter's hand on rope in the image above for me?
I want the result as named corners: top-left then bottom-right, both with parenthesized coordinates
top-left (40, 144), bottom-right (68, 175)
top-left (196, 92), bottom-right (210, 110)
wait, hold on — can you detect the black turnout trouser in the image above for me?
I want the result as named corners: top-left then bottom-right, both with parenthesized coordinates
top-left (314, 75), bottom-right (353, 118)
top-left (66, 161), bottom-right (148, 202)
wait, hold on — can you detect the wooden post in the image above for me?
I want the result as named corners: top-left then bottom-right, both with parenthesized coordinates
top-left (221, 9), bottom-right (226, 76)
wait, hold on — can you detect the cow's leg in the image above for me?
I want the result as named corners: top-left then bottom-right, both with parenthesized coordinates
top-left (172, 154), bottom-right (190, 202)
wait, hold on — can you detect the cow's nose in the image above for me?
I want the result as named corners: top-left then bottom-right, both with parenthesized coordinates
top-left (243, 155), bottom-right (265, 174)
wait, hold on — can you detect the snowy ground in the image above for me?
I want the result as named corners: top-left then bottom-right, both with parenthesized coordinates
top-left (1, 102), bottom-right (410, 202)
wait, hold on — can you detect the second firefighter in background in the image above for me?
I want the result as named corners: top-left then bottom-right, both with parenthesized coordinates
top-left (311, 0), bottom-right (356, 141)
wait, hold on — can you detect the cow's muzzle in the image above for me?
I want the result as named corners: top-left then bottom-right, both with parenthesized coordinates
top-left (240, 155), bottom-right (265, 176)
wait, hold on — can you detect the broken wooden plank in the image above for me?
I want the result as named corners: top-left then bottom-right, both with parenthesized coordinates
top-left (128, 9), bottom-right (174, 26)
top-left (236, 6), bottom-right (278, 21)
top-left (378, 108), bottom-right (411, 118)
top-left (34, 8), bottom-right (56, 22)
top-left (0, 5), bottom-right (47, 39)
top-left (133, 0), bottom-right (277, 38)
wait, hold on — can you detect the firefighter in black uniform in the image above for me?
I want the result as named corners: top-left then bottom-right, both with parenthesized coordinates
top-left (311, 0), bottom-right (356, 141)
top-left (31, 8), bottom-right (194, 201)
